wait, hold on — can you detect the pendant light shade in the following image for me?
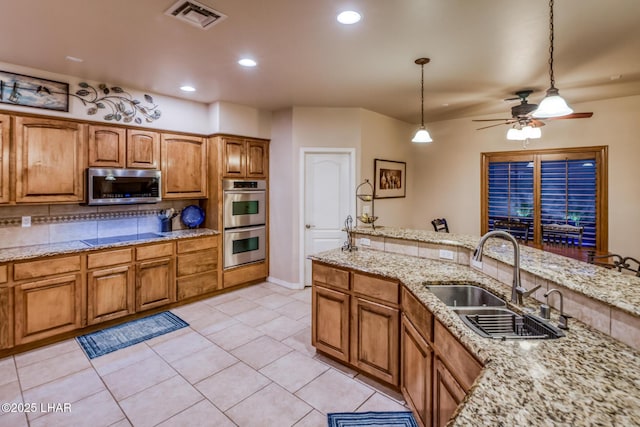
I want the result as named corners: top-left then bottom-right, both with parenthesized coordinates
top-left (532, 0), bottom-right (573, 118)
top-left (412, 58), bottom-right (433, 143)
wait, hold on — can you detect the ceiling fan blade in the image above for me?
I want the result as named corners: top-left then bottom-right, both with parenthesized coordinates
top-left (476, 121), bottom-right (514, 130)
top-left (472, 118), bottom-right (513, 122)
top-left (529, 119), bottom-right (546, 128)
top-left (545, 112), bottom-right (594, 120)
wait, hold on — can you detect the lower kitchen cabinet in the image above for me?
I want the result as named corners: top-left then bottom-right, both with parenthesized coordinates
top-left (136, 258), bottom-right (175, 311)
top-left (87, 265), bottom-right (135, 325)
top-left (0, 285), bottom-right (12, 349)
top-left (14, 274), bottom-right (83, 345)
top-left (351, 296), bottom-right (400, 385)
top-left (176, 236), bottom-right (219, 300)
top-left (433, 358), bottom-right (467, 427)
top-left (312, 285), bottom-right (350, 362)
top-left (401, 315), bottom-right (433, 427)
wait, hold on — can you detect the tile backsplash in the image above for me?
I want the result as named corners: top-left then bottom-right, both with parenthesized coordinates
top-left (0, 200), bottom-right (200, 249)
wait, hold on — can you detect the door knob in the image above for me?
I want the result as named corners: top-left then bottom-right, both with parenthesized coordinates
top-left (305, 224), bottom-right (315, 229)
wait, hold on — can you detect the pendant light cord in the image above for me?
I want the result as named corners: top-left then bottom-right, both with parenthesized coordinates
top-left (420, 63), bottom-right (425, 126)
top-left (547, 0), bottom-right (556, 89)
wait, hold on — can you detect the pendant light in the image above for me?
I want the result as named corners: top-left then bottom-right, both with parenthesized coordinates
top-left (412, 58), bottom-right (433, 143)
top-left (533, 0), bottom-right (573, 118)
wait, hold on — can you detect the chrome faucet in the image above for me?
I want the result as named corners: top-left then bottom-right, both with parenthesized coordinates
top-left (544, 289), bottom-right (570, 330)
top-left (472, 230), bottom-right (539, 305)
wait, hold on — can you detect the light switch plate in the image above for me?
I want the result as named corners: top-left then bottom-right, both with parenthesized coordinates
top-left (21, 216), bottom-right (31, 227)
top-left (439, 249), bottom-right (454, 260)
top-left (360, 238), bottom-right (371, 247)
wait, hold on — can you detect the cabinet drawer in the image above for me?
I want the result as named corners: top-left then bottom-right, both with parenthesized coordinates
top-left (14, 256), bottom-right (81, 281)
top-left (434, 321), bottom-right (482, 392)
top-left (88, 248), bottom-right (133, 269)
top-left (312, 263), bottom-right (349, 291)
top-left (353, 273), bottom-right (399, 304)
top-left (177, 249), bottom-right (217, 277)
top-left (402, 287), bottom-right (434, 342)
top-left (177, 271), bottom-right (218, 300)
top-left (136, 242), bottom-right (174, 260)
top-left (0, 265), bottom-right (7, 284)
top-left (177, 236), bottom-right (218, 253)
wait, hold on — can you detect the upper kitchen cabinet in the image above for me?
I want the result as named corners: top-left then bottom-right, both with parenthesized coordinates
top-left (221, 137), bottom-right (269, 179)
top-left (88, 126), bottom-right (159, 169)
top-left (0, 114), bottom-right (9, 204)
top-left (161, 133), bottom-right (207, 199)
top-left (14, 117), bottom-right (86, 204)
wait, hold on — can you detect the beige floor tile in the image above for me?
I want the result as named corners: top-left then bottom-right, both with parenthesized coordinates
top-left (295, 369), bottom-right (374, 414)
top-left (156, 400), bottom-right (235, 427)
top-left (216, 298), bottom-right (260, 316)
top-left (234, 305), bottom-right (281, 327)
top-left (356, 392), bottom-right (409, 412)
top-left (231, 335), bottom-right (292, 370)
top-left (14, 340), bottom-right (79, 369)
top-left (233, 284), bottom-right (277, 300)
top-left (143, 325), bottom-right (191, 347)
top-left (184, 308), bottom-right (237, 334)
top-left (195, 362), bottom-right (270, 411)
top-left (355, 374), bottom-right (405, 403)
top-left (293, 409), bottom-right (326, 427)
top-left (258, 315), bottom-right (307, 341)
top-left (313, 353), bottom-right (358, 378)
top-left (30, 390), bottom-right (125, 427)
top-left (260, 351), bottom-right (329, 393)
top-left (292, 287), bottom-right (312, 303)
top-left (17, 348), bottom-right (91, 390)
top-left (201, 291), bottom-right (243, 307)
top-left (207, 323), bottom-right (264, 350)
top-left (23, 368), bottom-right (105, 421)
top-left (0, 357), bottom-right (17, 387)
top-left (0, 411), bottom-right (28, 427)
top-left (275, 300), bottom-right (312, 321)
top-left (90, 342), bottom-right (156, 377)
top-left (0, 380), bottom-right (22, 406)
top-left (108, 419), bottom-right (132, 427)
top-left (226, 383), bottom-right (312, 427)
top-left (119, 376), bottom-right (203, 427)
top-left (151, 330), bottom-right (213, 363)
top-left (255, 293), bottom-right (297, 310)
top-left (282, 327), bottom-right (316, 357)
top-left (102, 354), bottom-right (177, 401)
top-left (170, 344), bottom-right (238, 384)
top-left (170, 302), bottom-right (220, 324)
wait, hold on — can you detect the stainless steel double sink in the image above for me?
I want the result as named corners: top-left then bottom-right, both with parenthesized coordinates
top-left (425, 284), bottom-right (564, 340)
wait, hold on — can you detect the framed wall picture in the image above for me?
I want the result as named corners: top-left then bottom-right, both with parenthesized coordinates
top-left (0, 71), bottom-right (69, 112)
top-left (374, 159), bottom-right (406, 199)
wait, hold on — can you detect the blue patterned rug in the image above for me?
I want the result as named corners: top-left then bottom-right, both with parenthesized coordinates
top-left (328, 411), bottom-right (418, 427)
top-left (77, 311), bottom-right (189, 359)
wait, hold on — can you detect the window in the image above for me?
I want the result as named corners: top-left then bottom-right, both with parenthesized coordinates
top-left (481, 146), bottom-right (608, 253)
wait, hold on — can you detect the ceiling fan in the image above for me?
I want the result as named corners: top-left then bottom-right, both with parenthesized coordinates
top-left (473, 90), bottom-right (593, 131)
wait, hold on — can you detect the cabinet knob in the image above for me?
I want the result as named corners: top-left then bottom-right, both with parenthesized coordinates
top-left (305, 224), bottom-right (315, 229)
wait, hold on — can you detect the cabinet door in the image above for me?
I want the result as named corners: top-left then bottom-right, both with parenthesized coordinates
top-left (14, 274), bottom-right (83, 345)
top-left (351, 296), bottom-right (400, 385)
top-left (136, 258), bottom-right (175, 311)
top-left (222, 137), bottom-right (245, 177)
top-left (0, 114), bottom-right (10, 204)
top-left (401, 315), bottom-right (433, 427)
top-left (433, 358), bottom-right (466, 427)
top-left (127, 130), bottom-right (160, 169)
top-left (87, 265), bottom-right (134, 325)
top-left (0, 285), bottom-right (12, 349)
top-left (14, 117), bottom-right (86, 203)
top-left (88, 125), bottom-right (126, 167)
top-left (161, 134), bottom-right (207, 199)
top-left (312, 285), bottom-right (350, 362)
top-left (246, 139), bottom-right (268, 178)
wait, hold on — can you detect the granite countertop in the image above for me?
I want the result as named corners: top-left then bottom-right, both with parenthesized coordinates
top-left (310, 248), bottom-right (640, 426)
top-left (0, 228), bottom-right (219, 263)
top-left (353, 227), bottom-right (640, 317)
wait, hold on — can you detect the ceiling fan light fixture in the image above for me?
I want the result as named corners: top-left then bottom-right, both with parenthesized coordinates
top-left (523, 125), bottom-right (542, 139)
top-left (412, 57), bottom-right (433, 144)
top-left (507, 127), bottom-right (525, 140)
top-left (532, 87), bottom-right (573, 118)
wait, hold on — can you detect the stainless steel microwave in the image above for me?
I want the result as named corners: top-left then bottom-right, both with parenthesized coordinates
top-left (87, 168), bottom-right (161, 205)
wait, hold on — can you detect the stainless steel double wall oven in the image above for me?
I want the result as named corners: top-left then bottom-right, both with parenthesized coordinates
top-left (223, 179), bottom-right (267, 269)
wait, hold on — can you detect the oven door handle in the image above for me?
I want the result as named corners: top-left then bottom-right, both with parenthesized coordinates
top-left (223, 190), bottom-right (266, 195)
top-left (224, 225), bottom-right (266, 233)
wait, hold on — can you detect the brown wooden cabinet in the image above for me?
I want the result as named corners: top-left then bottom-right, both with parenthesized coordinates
top-left (135, 242), bottom-right (175, 311)
top-left (176, 236), bottom-right (218, 300)
top-left (312, 284), bottom-right (350, 362)
top-left (14, 117), bottom-right (86, 203)
top-left (88, 126), bottom-right (160, 169)
top-left (127, 129), bottom-right (160, 169)
top-left (433, 358), bottom-right (467, 427)
top-left (401, 315), bottom-right (433, 427)
top-left (0, 114), bottom-right (10, 204)
top-left (0, 283), bottom-right (12, 350)
top-left (161, 133), bottom-right (207, 199)
top-left (86, 248), bottom-right (135, 325)
top-left (221, 137), bottom-right (268, 178)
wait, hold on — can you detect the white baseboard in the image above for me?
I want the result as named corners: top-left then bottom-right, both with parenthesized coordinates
top-left (267, 276), bottom-right (305, 290)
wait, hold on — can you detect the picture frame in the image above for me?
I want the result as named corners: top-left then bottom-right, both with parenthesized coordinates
top-left (374, 159), bottom-right (406, 199)
top-left (0, 70), bottom-right (69, 112)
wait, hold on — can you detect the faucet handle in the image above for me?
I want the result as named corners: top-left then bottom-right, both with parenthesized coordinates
top-left (516, 284), bottom-right (541, 299)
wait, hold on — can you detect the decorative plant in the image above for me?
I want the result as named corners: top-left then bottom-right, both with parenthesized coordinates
top-left (71, 82), bottom-right (161, 124)
top-left (516, 202), bottom-right (533, 218)
top-left (565, 211), bottom-right (582, 226)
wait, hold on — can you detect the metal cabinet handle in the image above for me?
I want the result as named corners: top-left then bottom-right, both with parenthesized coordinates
top-left (305, 224), bottom-right (315, 229)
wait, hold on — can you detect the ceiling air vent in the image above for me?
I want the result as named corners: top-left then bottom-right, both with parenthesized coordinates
top-left (165, 0), bottom-right (227, 30)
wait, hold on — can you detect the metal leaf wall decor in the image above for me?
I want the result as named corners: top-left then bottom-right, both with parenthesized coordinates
top-left (71, 83), bottom-right (161, 124)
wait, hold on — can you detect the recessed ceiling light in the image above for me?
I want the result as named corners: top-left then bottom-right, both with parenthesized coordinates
top-left (65, 55), bottom-right (84, 63)
top-left (238, 58), bottom-right (257, 67)
top-left (337, 11), bottom-right (361, 24)
top-left (180, 85), bottom-right (196, 92)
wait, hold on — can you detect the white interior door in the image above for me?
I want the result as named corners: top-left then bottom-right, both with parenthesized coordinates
top-left (303, 151), bottom-right (353, 286)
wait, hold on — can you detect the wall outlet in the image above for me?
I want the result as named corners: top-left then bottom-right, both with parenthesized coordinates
top-left (21, 216), bottom-right (31, 227)
top-left (360, 237), bottom-right (371, 247)
top-left (471, 259), bottom-right (483, 270)
top-left (439, 249), bottom-right (454, 260)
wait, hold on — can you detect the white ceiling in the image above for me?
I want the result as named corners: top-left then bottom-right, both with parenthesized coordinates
top-left (2, 0), bottom-right (640, 124)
